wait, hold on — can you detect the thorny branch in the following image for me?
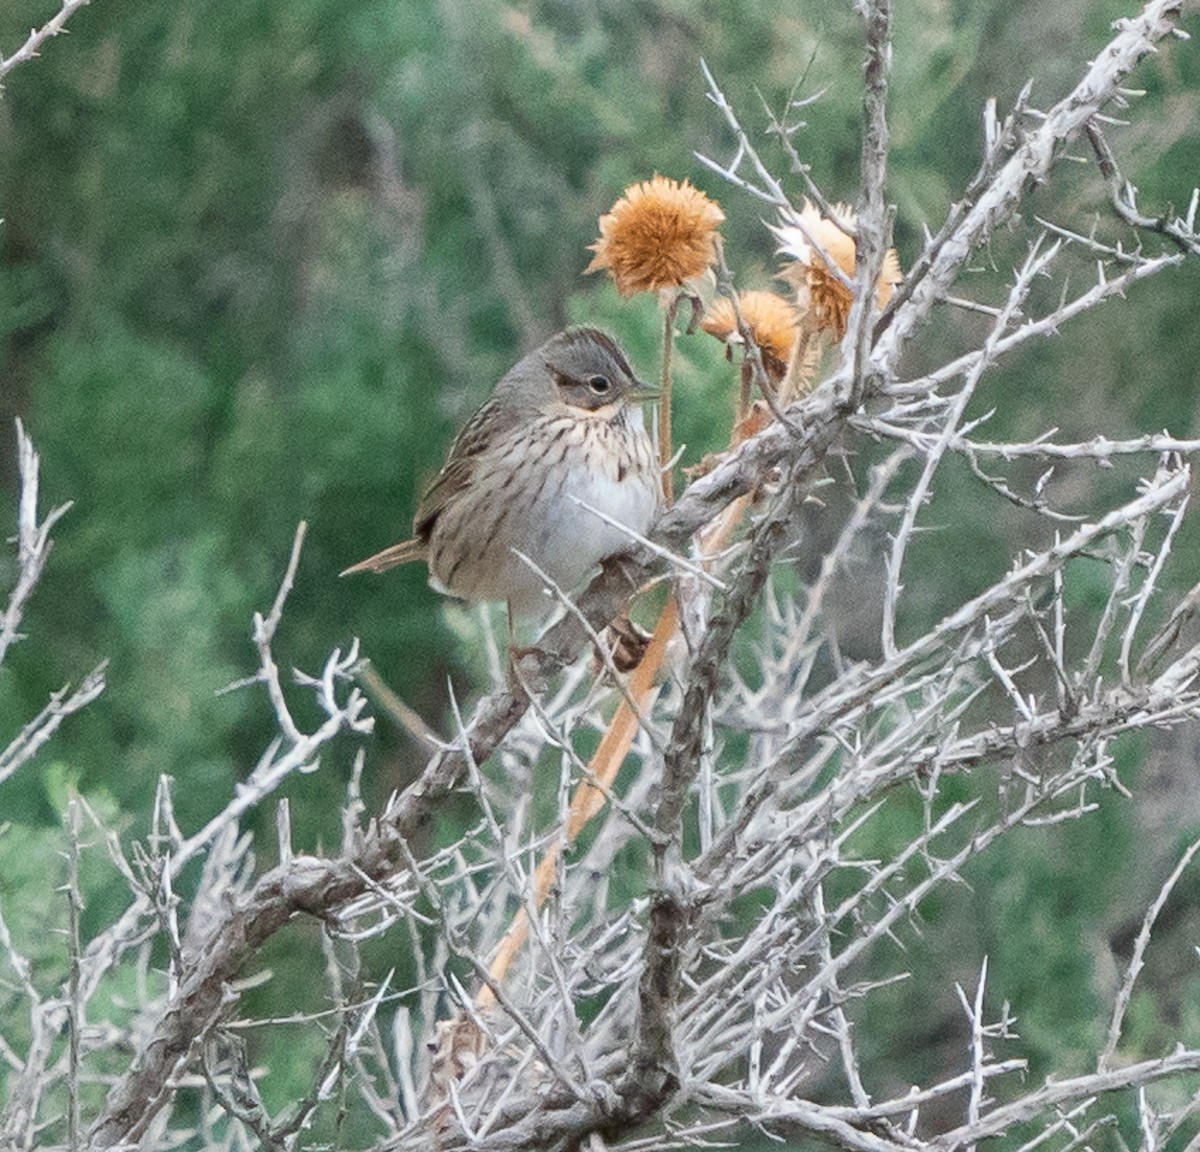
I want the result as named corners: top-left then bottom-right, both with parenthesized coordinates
top-left (0, 421), bottom-right (106, 788)
top-left (871, 0), bottom-right (1188, 374)
top-left (0, 0), bottom-right (94, 81)
top-left (0, 420), bottom-right (73, 668)
top-left (844, 0), bottom-right (892, 409)
top-left (1085, 119), bottom-right (1200, 255)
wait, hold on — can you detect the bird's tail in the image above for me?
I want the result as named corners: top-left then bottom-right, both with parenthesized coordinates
top-left (339, 538), bottom-right (426, 577)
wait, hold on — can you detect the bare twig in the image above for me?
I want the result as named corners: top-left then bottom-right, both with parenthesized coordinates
top-left (1099, 836), bottom-right (1200, 1072)
top-left (0, 420), bottom-right (73, 668)
top-left (0, 0), bottom-right (93, 81)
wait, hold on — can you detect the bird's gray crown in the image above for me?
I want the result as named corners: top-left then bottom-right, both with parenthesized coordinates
top-left (496, 327), bottom-right (641, 414)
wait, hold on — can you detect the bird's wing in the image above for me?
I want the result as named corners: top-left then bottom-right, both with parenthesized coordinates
top-left (411, 398), bottom-right (519, 538)
top-left (340, 398), bottom-right (519, 578)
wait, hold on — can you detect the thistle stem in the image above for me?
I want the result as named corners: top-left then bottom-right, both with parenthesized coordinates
top-left (659, 303), bottom-right (675, 504)
top-left (738, 359), bottom-right (753, 423)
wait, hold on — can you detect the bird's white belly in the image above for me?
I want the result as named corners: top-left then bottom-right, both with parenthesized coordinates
top-left (532, 463), bottom-right (657, 588)
top-left (429, 410), bottom-right (658, 617)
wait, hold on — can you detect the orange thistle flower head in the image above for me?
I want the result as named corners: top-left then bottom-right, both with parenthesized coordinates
top-left (586, 175), bottom-right (725, 298)
top-left (773, 201), bottom-right (902, 341)
top-left (701, 290), bottom-right (799, 381)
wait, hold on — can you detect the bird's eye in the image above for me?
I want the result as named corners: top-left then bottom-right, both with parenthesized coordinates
top-left (587, 374), bottom-right (611, 395)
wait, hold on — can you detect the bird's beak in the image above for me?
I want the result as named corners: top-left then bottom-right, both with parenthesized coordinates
top-left (631, 378), bottom-right (661, 404)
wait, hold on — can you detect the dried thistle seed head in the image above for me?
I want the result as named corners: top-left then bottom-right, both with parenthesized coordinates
top-left (586, 174), bottom-right (725, 297)
top-left (773, 201), bottom-right (902, 342)
top-left (701, 290), bottom-right (800, 382)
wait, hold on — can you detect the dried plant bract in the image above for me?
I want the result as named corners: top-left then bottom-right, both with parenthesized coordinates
top-left (774, 200), bottom-right (902, 341)
top-left (702, 291), bottom-right (799, 381)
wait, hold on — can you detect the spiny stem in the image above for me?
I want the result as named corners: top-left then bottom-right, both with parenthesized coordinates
top-left (66, 794), bottom-right (83, 1152)
top-left (659, 303), bottom-right (675, 504)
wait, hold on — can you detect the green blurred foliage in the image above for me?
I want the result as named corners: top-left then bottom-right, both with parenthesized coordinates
top-left (2, 0), bottom-right (1200, 1138)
